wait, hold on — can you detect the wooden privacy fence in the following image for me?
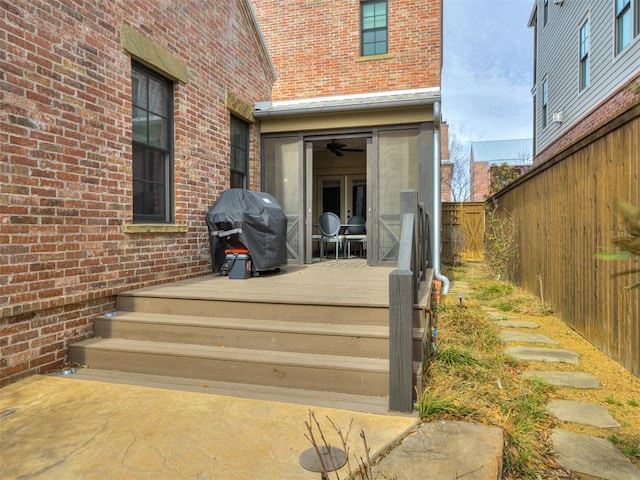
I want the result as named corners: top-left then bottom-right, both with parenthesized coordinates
top-left (442, 202), bottom-right (485, 263)
top-left (493, 103), bottom-right (640, 377)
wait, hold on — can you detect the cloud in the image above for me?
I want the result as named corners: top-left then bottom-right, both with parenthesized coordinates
top-left (442, 0), bottom-right (534, 146)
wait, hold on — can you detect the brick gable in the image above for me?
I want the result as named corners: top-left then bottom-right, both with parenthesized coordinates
top-left (252, 0), bottom-right (442, 100)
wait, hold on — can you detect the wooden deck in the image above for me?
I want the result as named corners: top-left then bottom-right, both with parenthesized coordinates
top-left (69, 258), bottom-right (431, 411)
top-left (125, 258), bottom-right (396, 308)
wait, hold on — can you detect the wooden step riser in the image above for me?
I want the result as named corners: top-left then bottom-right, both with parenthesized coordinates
top-left (117, 296), bottom-right (427, 328)
top-left (93, 318), bottom-right (424, 361)
top-left (68, 347), bottom-right (390, 397)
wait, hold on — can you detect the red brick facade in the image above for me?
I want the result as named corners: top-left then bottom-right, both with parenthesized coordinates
top-left (0, 0), bottom-right (274, 385)
top-left (252, 0), bottom-right (442, 100)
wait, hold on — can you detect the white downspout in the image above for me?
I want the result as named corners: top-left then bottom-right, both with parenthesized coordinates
top-left (432, 101), bottom-right (451, 295)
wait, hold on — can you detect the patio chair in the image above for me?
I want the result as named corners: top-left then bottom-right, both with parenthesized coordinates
top-left (344, 215), bottom-right (367, 258)
top-left (318, 212), bottom-right (343, 260)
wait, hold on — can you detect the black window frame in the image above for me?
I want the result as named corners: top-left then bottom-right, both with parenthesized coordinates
top-left (131, 63), bottom-right (174, 223)
top-left (360, 0), bottom-right (388, 56)
top-left (230, 115), bottom-right (249, 189)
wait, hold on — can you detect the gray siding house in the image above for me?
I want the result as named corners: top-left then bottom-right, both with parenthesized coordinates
top-left (529, 0), bottom-right (640, 162)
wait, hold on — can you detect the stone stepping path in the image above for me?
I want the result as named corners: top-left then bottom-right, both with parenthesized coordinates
top-left (521, 370), bottom-right (601, 389)
top-left (499, 330), bottom-right (559, 345)
top-left (551, 429), bottom-right (640, 480)
top-left (486, 306), bottom-right (639, 479)
top-left (547, 400), bottom-right (620, 427)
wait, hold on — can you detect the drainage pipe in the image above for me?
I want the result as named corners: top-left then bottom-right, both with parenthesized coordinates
top-left (432, 101), bottom-right (451, 295)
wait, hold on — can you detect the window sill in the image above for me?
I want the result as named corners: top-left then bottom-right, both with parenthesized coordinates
top-left (124, 224), bottom-right (189, 234)
top-left (355, 53), bottom-right (395, 62)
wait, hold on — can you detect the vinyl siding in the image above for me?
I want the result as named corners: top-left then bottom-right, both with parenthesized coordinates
top-left (532, 0), bottom-right (640, 153)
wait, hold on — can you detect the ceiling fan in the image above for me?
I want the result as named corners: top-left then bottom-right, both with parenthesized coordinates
top-left (322, 140), bottom-right (364, 157)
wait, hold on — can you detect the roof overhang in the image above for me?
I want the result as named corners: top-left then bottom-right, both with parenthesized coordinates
top-left (254, 88), bottom-right (441, 118)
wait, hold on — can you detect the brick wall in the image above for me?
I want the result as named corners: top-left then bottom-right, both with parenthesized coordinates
top-left (470, 161), bottom-right (489, 202)
top-left (0, 0), bottom-right (274, 385)
top-left (252, 0), bottom-right (442, 100)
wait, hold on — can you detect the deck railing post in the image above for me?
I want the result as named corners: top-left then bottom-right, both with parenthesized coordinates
top-left (389, 213), bottom-right (415, 412)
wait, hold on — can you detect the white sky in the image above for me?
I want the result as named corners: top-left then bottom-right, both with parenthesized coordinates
top-left (442, 0), bottom-right (535, 150)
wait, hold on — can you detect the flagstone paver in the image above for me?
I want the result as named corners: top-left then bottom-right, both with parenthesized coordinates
top-left (499, 330), bottom-right (559, 345)
top-left (551, 429), bottom-right (640, 480)
top-left (505, 346), bottom-right (580, 364)
top-left (521, 371), bottom-right (601, 389)
top-left (547, 400), bottom-right (620, 428)
top-left (493, 320), bottom-right (540, 329)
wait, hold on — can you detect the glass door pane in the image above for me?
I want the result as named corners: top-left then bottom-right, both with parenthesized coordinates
top-left (348, 177), bottom-right (367, 220)
top-left (263, 136), bottom-right (303, 262)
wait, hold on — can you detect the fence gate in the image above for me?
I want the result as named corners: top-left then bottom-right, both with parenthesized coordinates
top-left (442, 202), bottom-right (485, 262)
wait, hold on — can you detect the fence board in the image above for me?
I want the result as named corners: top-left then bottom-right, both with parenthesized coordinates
top-left (493, 105), bottom-right (640, 376)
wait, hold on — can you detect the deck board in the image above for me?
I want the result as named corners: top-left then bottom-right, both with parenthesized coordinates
top-left (124, 259), bottom-right (395, 307)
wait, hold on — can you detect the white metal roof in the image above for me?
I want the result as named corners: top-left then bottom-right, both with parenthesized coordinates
top-left (471, 139), bottom-right (533, 165)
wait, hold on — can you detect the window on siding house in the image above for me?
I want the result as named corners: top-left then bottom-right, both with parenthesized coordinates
top-left (230, 115), bottom-right (249, 189)
top-left (131, 63), bottom-right (173, 223)
top-left (361, 1), bottom-right (388, 56)
top-left (579, 18), bottom-right (590, 90)
top-left (636, 0), bottom-right (640, 35)
top-left (616, 0), bottom-right (632, 53)
top-left (543, 0), bottom-right (549, 26)
top-left (542, 79), bottom-right (548, 129)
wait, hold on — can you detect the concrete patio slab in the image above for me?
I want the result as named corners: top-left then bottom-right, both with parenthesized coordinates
top-left (521, 371), bottom-right (601, 389)
top-left (505, 346), bottom-right (580, 364)
top-left (547, 400), bottom-right (620, 428)
top-left (375, 421), bottom-right (503, 480)
top-left (552, 429), bottom-right (640, 480)
top-left (0, 375), bottom-right (419, 480)
top-left (500, 330), bottom-right (559, 345)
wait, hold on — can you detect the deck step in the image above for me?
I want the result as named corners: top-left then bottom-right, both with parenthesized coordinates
top-left (117, 294), bottom-right (394, 325)
top-left (68, 338), bottom-right (420, 397)
top-left (59, 368), bottom-right (400, 415)
top-left (93, 312), bottom-right (424, 360)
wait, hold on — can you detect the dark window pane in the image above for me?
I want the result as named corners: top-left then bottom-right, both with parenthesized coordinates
top-left (132, 107), bottom-right (147, 143)
top-left (131, 70), bottom-right (146, 107)
top-left (148, 77), bottom-right (168, 116)
top-left (148, 113), bottom-right (168, 148)
top-left (231, 171), bottom-right (245, 189)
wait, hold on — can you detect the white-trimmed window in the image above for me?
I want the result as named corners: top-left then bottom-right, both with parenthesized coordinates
top-left (542, 79), bottom-right (548, 129)
top-left (616, 0), bottom-right (632, 53)
top-left (579, 18), bottom-right (590, 90)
